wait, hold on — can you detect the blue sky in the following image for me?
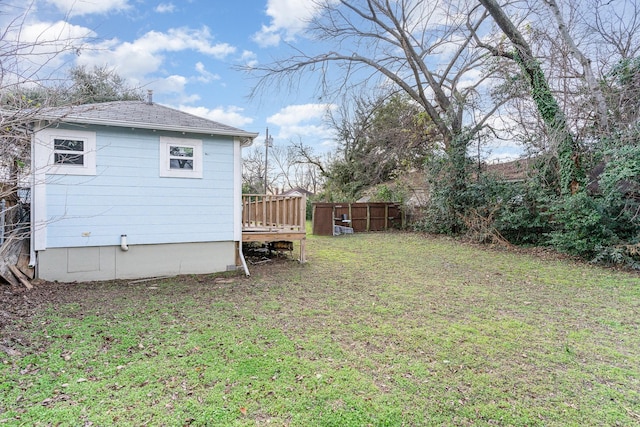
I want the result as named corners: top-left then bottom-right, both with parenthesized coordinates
top-left (4, 0), bottom-right (337, 151)
top-left (4, 1), bottom-right (635, 167)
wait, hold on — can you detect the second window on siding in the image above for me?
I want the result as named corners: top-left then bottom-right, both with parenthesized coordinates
top-left (160, 137), bottom-right (203, 178)
top-left (169, 145), bottom-right (194, 170)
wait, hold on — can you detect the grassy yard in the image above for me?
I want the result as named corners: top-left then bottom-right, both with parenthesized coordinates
top-left (1, 231), bottom-right (639, 426)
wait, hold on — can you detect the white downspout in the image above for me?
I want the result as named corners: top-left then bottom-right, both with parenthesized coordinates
top-left (235, 136), bottom-right (251, 276)
top-left (120, 234), bottom-right (129, 251)
top-left (28, 131), bottom-right (37, 269)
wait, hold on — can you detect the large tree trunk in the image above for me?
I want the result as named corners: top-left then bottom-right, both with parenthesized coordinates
top-left (478, 0), bottom-right (584, 194)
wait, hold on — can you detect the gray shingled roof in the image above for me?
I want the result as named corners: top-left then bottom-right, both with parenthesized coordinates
top-left (36, 101), bottom-right (258, 140)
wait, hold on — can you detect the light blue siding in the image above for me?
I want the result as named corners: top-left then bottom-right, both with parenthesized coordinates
top-left (44, 126), bottom-right (236, 248)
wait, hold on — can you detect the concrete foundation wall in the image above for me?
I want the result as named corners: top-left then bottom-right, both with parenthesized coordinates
top-left (37, 241), bottom-right (236, 282)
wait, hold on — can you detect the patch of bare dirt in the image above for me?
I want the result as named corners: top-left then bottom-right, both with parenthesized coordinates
top-left (0, 249), bottom-right (296, 357)
top-left (1, 281), bottom-right (71, 356)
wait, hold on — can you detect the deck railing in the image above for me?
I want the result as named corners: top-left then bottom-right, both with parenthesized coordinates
top-left (242, 194), bottom-right (306, 232)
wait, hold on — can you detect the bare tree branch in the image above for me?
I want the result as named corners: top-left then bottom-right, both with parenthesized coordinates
top-left (543, 0), bottom-right (609, 131)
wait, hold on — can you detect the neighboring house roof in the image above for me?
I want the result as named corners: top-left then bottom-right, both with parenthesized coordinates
top-left (484, 158), bottom-right (531, 182)
top-left (34, 100), bottom-right (258, 143)
top-left (281, 187), bottom-right (314, 197)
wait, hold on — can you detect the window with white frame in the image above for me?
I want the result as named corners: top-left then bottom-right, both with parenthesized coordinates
top-left (54, 138), bottom-right (85, 165)
top-left (159, 137), bottom-right (203, 178)
top-left (41, 129), bottom-right (96, 176)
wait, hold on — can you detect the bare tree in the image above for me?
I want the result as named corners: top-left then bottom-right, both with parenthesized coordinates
top-left (0, 2), bottom-right (91, 285)
top-left (289, 139), bottom-right (328, 180)
top-left (246, 0), bottom-right (520, 229)
top-left (1, 1), bottom-right (91, 195)
top-left (589, 0), bottom-right (640, 61)
top-left (2, 6), bottom-right (81, 214)
top-left (543, 0), bottom-right (608, 132)
top-left (249, 1), bottom-right (514, 151)
top-left (313, 91), bottom-right (442, 200)
top-left (241, 145), bottom-right (267, 193)
top-left (272, 143), bottom-right (325, 193)
top-left (242, 141), bottom-right (325, 194)
top-left (583, 0), bottom-right (640, 139)
top-left (476, 0), bottom-right (640, 161)
top-left (476, 0), bottom-right (584, 194)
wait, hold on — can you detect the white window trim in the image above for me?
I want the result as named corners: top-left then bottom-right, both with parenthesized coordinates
top-left (159, 136), bottom-right (203, 178)
top-left (38, 128), bottom-right (97, 176)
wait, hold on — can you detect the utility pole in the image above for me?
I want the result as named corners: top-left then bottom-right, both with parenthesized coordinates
top-left (263, 128), bottom-right (273, 194)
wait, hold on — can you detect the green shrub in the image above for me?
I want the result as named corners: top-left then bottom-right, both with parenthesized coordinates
top-left (491, 181), bottom-right (554, 246)
top-left (547, 192), bottom-right (615, 258)
top-left (306, 197), bottom-right (313, 220)
top-left (370, 184), bottom-right (407, 203)
top-left (592, 242), bottom-right (640, 270)
top-left (585, 144), bottom-right (640, 268)
top-left (416, 150), bottom-right (469, 235)
top-left (598, 145), bottom-right (640, 238)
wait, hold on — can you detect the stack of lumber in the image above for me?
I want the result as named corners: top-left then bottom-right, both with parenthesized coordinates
top-left (0, 236), bottom-right (33, 289)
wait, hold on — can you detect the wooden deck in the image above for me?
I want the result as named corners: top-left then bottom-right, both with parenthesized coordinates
top-left (241, 194), bottom-right (306, 262)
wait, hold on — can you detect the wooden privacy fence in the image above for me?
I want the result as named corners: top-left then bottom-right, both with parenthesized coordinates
top-left (312, 202), bottom-right (404, 236)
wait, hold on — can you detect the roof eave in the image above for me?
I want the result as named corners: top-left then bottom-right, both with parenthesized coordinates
top-left (40, 115), bottom-right (259, 139)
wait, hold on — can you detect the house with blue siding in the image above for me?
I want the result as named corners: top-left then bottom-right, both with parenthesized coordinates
top-left (30, 98), bottom-right (257, 282)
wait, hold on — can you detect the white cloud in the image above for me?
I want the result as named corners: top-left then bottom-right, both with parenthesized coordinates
top-left (251, 0), bottom-right (449, 48)
top-left (194, 62), bottom-right (220, 83)
top-left (78, 37), bottom-right (161, 79)
top-left (276, 123), bottom-right (335, 140)
top-left (71, 25), bottom-right (240, 117)
top-left (267, 103), bottom-right (333, 126)
top-left (19, 20), bottom-right (94, 50)
top-left (44, 0), bottom-right (130, 17)
top-left (135, 28), bottom-right (235, 58)
top-left (77, 27), bottom-right (236, 80)
top-left (457, 68), bottom-right (484, 90)
top-left (158, 75), bottom-right (189, 93)
top-left (252, 0), bottom-right (329, 47)
top-left (253, 25), bottom-right (282, 48)
top-left (267, 103), bottom-right (336, 141)
top-left (3, 18), bottom-right (94, 82)
top-left (241, 50), bottom-right (258, 68)
top-left (179, 105), bottom-right (254, 128)
top-left (155, 3), bottom-right (176, 13)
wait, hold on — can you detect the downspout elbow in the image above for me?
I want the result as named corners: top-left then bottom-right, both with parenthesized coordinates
top-left (120, 234), bottom-right (129, 251)
top-left (239, 241), bottom-right (250, 276)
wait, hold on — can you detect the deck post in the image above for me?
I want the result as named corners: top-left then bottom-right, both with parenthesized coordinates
top-left (300, 238), bottom-right (306, 263)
